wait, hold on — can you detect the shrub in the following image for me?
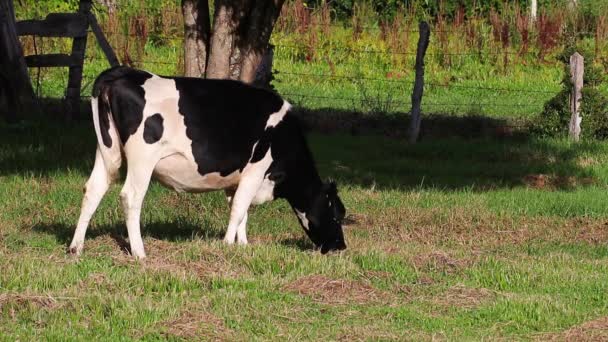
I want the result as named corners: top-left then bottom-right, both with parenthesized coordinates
top-left (533, 42), bottom-right (608, 139)
top-left (581, 88), bottom-right (608, 139)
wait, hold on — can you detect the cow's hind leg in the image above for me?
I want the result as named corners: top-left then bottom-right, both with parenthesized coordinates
top-left (69, 148), bottom-right (119, 255)
top-left (120, 159), bottom-right (157, 259)
top-left (225, 190), bottom-right (248, 245)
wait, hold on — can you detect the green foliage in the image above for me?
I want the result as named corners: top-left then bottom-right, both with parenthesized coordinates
top-left (14, 0), bottom-right (80, 19)
top-left (532, 89), bottom-right (571, 138)
top-left (301, 0), bottom-right (608, 21)
top-left (581, 87), bottom-right (608, 139)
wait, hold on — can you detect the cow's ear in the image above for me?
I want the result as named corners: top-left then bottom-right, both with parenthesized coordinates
top-left (325, 180), bottom-right (338, 196)
top-left (269, 171), bottom-right (286, 184)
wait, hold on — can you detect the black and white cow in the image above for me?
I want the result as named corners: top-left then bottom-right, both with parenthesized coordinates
top-left (69, 66), bottom-right (346, 258)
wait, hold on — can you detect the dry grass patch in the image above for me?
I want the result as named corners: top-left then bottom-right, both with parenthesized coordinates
top-left (542, 316), bottom-right (608, 341)
top-left (347, 206), bottom-right (608, 249)
top-left (137, 239), bottom-right (248, 280)
top-left (284, 275), bottom-right (386, 305)
top-left (413, 251), bottom-right (471, 273)
top-left (72, 236), bottom-right (246, 280)
top-left (72, 272), bottom-right (113, 291)
top-left (0, 293), bottom-right (73, 319)
top-left (84, 235), bottom-right (131, 257)
top-left (577, 156), bottom-right (600, 168)
top-left (336, 325), bottom-right (407, 341)
top-left (432, 284), bottom-right (496, 309)
top-left (160, 304), bottom-right (231, 340)
top-left (522, 174), bottom-right (595, 190)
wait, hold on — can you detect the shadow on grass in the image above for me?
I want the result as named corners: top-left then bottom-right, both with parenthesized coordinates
top-left (1, 102), bottom-right (604, 191)
top-left (32, 220), bottom-right (226, 254)
top-left (33, 222), bottom-right (319, 254)
top-left (278, 236), bottom-right (315, 252)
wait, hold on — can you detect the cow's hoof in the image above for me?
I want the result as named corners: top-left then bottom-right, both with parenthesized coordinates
top-left (130, 250), bottom-right (147, 260)
top-left (223, 237), bottom-right (235, 245)
top-left (68, 243), bottom-right (83, 256)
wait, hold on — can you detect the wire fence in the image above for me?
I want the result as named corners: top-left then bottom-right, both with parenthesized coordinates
top-left (23, 25), bottom-right (565, 121)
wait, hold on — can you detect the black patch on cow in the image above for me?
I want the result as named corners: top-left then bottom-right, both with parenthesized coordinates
top-left (92, 66), bottom-right (152, 145)
top-left (250, 133), bottom-right (272, 163)
top-left (98, 94), bottom-right (113, 147)
top-left (174, 77), bottom-right (284, 176)
top-left (143, 113), bottom-right (164, 144)
top-left (266, 114), bottom-right (322, 207)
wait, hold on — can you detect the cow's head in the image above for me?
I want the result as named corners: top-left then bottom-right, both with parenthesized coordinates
top-left (299, 181), bottom-right (346, 254)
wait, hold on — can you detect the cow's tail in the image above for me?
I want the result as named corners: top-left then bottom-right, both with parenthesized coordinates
top-left (91, 79), bottom-right (123, 181)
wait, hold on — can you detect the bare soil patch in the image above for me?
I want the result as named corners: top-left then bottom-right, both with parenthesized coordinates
top-left (283, 275), bottom-right (385, 305)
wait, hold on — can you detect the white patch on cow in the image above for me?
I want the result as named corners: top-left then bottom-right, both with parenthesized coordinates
top-left (265, 101), bottom-right (291, 129)
top-left (223, 148), bottom-right (275, 244)
top-left (91, 97), bottom-right (101, 144)
top-left (154, 155), bottom-right (241, 192)
top-left (252, 176), bottom-right (275, 205)
top-left (129, 75), bottom-right (243, 192)
top-left (295, 209), bottom-right (310, 231)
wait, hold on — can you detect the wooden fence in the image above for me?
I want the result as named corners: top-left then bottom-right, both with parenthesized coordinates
top-left (16, 0), bottom-right (118, 120)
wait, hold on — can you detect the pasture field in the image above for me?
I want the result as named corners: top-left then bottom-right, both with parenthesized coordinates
top-left (2, 117), bottom-right (608, 340)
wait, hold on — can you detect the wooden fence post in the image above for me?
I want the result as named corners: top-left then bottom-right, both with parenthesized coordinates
top-left (65, 0), bottom-right (91, 121)
top-left (87, 12), bottom-right (119, 67)
top-left (569, 52), bottom-right (584, 142)
top-left (407, 21), bottom-right (430, 143)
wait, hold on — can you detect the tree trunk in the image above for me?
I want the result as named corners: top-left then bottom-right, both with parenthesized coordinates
top-left (206, 0), bottom-right (249, 79)
top-left (182, 0), bottom-right (210, 77)
top-left (0, 0), bottom-right (37, 122)
top-left (238, 0), bottom-right (284, 84)
top-left (192, 0), bottom-right (283, 83)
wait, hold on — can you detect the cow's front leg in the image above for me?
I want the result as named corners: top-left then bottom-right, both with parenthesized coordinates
top-left (224, 178), bottom-right (261, 245)
top-left (225, 190), bottom-right (248, 245)
top-left (120, 161), bottom-right (156, 259)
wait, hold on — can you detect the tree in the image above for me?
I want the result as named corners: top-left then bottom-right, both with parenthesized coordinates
top-left (182, 0), bottom-right (210, 77)
top-left (182, 0), bottom-right (285, 84)
top-left (0, 0), bottom-right (37, 122)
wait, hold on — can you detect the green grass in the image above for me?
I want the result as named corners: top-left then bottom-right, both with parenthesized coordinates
top-left (2, 118), bottom-right (608, 340)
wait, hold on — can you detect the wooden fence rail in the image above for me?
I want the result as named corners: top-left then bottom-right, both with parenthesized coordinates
top-left (15, 0), bottom-right (119, 120)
